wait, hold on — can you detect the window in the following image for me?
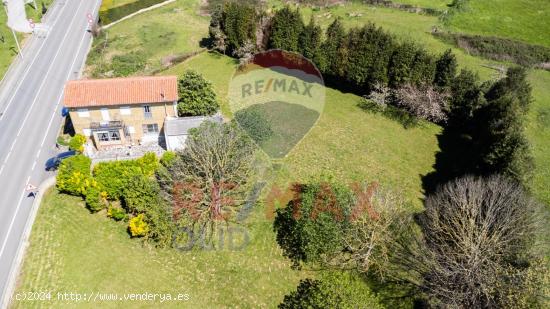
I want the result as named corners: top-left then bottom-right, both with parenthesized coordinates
top-left (96, 130), bottom-right (121, 143)
top-left (98, 132), bottom-right (109, 142)
top-left (77, 108), bottom-right (89, 117)
top-left (142, 123), bottom-right (159, 134)
top-left (109, 131), bottom-right (121, 141)
top-left (143, 105), bottom-right (152, 118)
top-left (120, 106), bottom-right (131, 115)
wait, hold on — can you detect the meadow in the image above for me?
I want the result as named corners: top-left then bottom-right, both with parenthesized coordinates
top-left (12, 0), bottom-right (550, 307)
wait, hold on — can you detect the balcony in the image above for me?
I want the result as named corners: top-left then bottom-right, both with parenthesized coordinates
top-left (90, 120), bottom-right (124, 131)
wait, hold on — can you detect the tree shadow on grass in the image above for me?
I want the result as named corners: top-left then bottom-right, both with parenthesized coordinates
top-left (235, 101), bottom-right (320, 159)
top-left (357, 99), bottom-right (419, 129)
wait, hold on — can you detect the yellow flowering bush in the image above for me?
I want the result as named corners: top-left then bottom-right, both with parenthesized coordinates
top-left (128, 214), bottom-right (149, 237)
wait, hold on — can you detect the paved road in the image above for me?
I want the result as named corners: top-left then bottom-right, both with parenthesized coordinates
top-left (0, 0), bottom-right (102, 305)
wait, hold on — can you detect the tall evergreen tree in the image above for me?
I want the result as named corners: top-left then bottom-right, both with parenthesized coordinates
top-left (268, 6), bottom-right (304, 52)
top-left (434, 49), bottom-right (457, 88)
top-left (387, 41), bottom-right (417, 88)
top-left (474, 67), bottom-right (533, 182)
top-left (319, 18), bottom-right (346, 77)
top-left (298, 17), bottom-right (323, 64)
top-left (220, 2), bottom-right (257, 53)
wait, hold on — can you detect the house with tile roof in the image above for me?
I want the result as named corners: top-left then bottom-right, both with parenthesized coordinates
top-left (63, 76), bottom-right (179, 150)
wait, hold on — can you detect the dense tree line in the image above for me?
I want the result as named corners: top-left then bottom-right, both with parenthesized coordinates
top-left (424, 66), bottom-right (533, 191)
top-left (210, 3), bottom-right (457, 95)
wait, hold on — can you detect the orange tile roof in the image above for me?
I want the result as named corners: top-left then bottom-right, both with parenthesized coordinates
top-left (63, 76), bottom-right (178, 108)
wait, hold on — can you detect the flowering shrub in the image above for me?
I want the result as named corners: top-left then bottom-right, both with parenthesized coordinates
top-left (128, 214), bottom-right (150, 237)
top-left (68, 134), bottom-right (87, 152)
top-left (56, 155), bottom-right (93, 196)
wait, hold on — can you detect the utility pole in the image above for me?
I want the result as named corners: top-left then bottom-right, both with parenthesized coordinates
top-left (2, 1), bottom-right (24, 59)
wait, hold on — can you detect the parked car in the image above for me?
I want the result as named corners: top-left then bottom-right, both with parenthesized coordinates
top-left (45, 151), bottom-right (76, 171)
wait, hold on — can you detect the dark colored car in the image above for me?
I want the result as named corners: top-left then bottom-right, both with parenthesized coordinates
top-left (45, 151), bottom-right (76, 171)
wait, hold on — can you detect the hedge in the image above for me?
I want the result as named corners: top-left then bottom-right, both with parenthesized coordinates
top-left (99, 0), bottom-right (167, 25)
top-left (433, 32), bottom-right (550, 67)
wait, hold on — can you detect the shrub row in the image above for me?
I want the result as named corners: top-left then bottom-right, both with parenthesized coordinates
top-left (56, 152), bottom-right (171, 242)
top-left (433, 32), bottom-right (550, 67)
top-left (99, 0), bottom-right (167, 26)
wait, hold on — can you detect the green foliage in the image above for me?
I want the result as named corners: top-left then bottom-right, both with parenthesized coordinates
top-left (434, 49), bottom-right (458, 88)
top-left (128, 214), bottom-right (150, 237)
top-left (273, 182), bottom-right (354, 267)
top-left (320, 18), bottom-right (346, 77)
top-left (268, 6), bottom-right (304, 52)
top-left (123, 174), bottom-right (174, 245)
top-left (433, 32), bottom-right (550, 66)
top-left (388, 41), bottom-right (418, 88)
top-left (279, 271), bottom-right (383, 309)
top-left (218, 1), bottom-right (257, 53)
top-left (299, 17), bottom-right (323, 64)
top-left (68, 134), bottom-right (86, 152)
top-left (107, 205), bottom-right (127, 221)
top-left (122, 175), bottom-right (161, 215)
top-left (214, 6), bottom-right (448, 94)
top-left (56, 155), bottom-right (93, 196)
top-left (99, 0), bottom-right (166, 25)
top-left (85, 187), bottom-right (106, 213)
top-left (160, 151), bottom-right (177, 167)
top-left (93, 153), bottom-right (159, 199)
top-left (111, 51), bottom-right (146, 77)
top-left (424, 67), bottom-right (533, 191)
top-left (177, 70), bottom-right (219, 116)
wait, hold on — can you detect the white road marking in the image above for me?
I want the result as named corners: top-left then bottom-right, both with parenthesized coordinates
top-left (0, 0), bottom-right (100, 261)
top-left (0, 0), bottom-right (87, 180)
top-left (0, 0), bottom-right (72, 122)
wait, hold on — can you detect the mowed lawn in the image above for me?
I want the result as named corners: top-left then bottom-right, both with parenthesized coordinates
top-left (13, 190), bottom-right (305, 309)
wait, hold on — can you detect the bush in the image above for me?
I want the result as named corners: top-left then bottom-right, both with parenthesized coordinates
top-left (122, 175), bottom-right (161, 215)
top-left (56, 155), bottom-right (93, 196)
top-left (273, 182), bottom-right (354, 267)
top-left (433, 32), bottom-right (550, 66)
top-left (128, 214), bottom-right (150, 237)
top-left (177, 71), bottom-right (219, 116)
top-left (85, 187), bottom-right (106, 213)
top-left (68, 134), bottom-right (86, 152)
top-left (160, 151), bottom-right (177, 167)
top-left (279, 271), bottom-right (383, 309)
top-left (107, 206), bottom-right (127, 221)
top-left (93, 153), bottom-right (158, 199)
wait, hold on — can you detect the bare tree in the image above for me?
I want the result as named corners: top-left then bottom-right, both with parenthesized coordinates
top-left (164, 121), bottom-right (256, 241)
top-left (234, 40), bottom-right (256, 67)
top-left (339, 183), bottom-right (413, 280)
top-left (413, 175), bottom-right (547, 308)
top-left (395, 83), bottom-right (449, 123)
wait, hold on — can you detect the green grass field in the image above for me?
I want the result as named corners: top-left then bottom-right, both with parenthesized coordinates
top-left (445, 0), bottom-right (550, 48)
top-left (13, 0), bottom-right (550, 307)
top-left (0, 1), bottom-right (53, 79)
top-left (86, 0), bottom-right (209, 77)
top-left (12, 189), bottom-right (306, 308)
